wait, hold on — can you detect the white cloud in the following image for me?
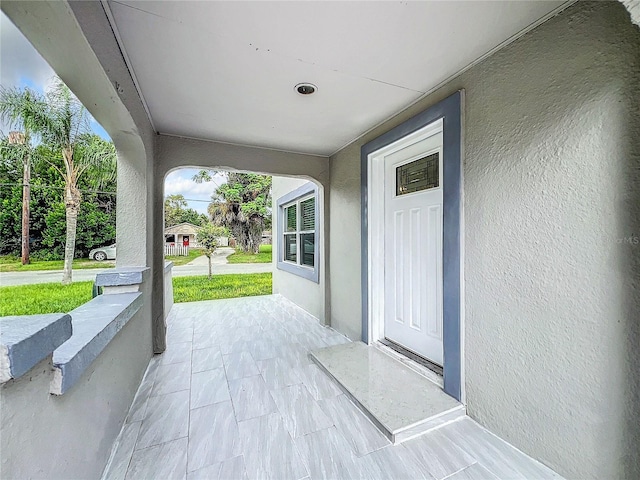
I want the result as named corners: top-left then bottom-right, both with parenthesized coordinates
top-left (1, 13), bottom-right (56, 135)
top-left (1, 13), bottom-right (56, 92)
top-left (0, 12), bottom-right (107, 138)
top-left (164, 168), bottom-right (227, 214)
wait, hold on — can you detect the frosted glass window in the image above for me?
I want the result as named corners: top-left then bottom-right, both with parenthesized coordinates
top-left (396, 152), bottom-right (439, 196)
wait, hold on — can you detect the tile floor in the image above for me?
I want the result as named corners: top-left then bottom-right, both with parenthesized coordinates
top-left (102, 295), bottom-right (561, 480)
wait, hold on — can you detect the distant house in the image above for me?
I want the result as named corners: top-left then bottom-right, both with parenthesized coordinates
top-left (164, 222), bottom-right (229, 248)
top-left (164, 222), bottom-right (200, 248)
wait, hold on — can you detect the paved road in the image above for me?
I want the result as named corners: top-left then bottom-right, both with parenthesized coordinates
top-left (0, 248), bottom-right (273, 287)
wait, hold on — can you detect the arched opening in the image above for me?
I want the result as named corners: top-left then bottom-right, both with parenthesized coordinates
top-left (161, 165), bottom-right (327, 328)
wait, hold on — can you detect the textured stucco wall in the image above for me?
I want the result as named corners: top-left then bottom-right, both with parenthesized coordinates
top-left (164, 262), bottom-right (174, 320)
top-left (0, 3), bottom-right (156, 478)
top-left (0, 305), bottom-right (151, 480)
top-left (272, 177), bottom-right (326, 321)
top-left (329, 2), bottom-right (640, 478)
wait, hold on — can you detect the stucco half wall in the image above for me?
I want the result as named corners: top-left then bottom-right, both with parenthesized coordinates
top-left (272, 177), bottom-right (326, 321)
top-left (329, 2), bottom-right (640, 479)
top-left (0, 298), bottom-right (153, 480)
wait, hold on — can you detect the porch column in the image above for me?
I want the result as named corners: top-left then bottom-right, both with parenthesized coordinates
top-left (115, 149), bottom-right (147, 267)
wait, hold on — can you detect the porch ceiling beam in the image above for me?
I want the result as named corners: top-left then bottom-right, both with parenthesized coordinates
top-left (156, 134), bottom-right (329, 187)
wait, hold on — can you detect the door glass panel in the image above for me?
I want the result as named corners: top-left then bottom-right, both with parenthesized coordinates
top-left (396, 152), bottom-right (439, 196)
top-left (284, 234), bottom-right (297, 262)
top-left (285, 205), bottom-right (297, 232)
top-left (300, 233), bottom-right (314, 266)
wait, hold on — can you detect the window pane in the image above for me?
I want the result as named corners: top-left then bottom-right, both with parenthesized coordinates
top-left (285, 205), bottom-right (297, 232)
top-left (396, 152), bottom-right (439, 196)
top-left (284, 234), bottom-right (297, 262)
top-left (301, 233), bottom-right (314, 267)
top-left (300, 197), bottom-right (315, 231)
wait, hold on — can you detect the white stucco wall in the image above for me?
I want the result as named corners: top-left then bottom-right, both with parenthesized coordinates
top-left (0, 304), bottom-right (152, 480)
top-left (272, 176), bottom-right (326, 321)
top-left (329, 2), bottom-right (640, 478)
top-left (0, 3), bottom-right (158, 478)
top-left (164, 262), bottom-right (174, 320)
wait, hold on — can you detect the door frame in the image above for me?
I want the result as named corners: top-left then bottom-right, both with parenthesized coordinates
top-left (360, 91), bottom-right (464, 401)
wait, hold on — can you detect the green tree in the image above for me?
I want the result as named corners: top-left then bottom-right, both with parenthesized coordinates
top-left (0, 142), bottom-right (117, 259)
top-left (164, 194), bottom-right (208, 228)
top-left (4, 132), bottom-right (32, 264)
top-left (0, 80), bottom-right (116, 283)
top-left (193, 171), bottom-right (271, 253)
top-left (0, 140), bottom-right (62, 257)
top-left (196, 222), bottom-right (227, 279)
top-left (0, 147), bottom-right (22, 254)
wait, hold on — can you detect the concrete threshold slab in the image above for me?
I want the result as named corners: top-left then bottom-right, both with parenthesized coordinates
top-left (310, 341), bottom-right (465, 444)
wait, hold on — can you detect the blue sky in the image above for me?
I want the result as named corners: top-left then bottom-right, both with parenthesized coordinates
top-left (1, 12), bottom-right (216, 214)
top-left (164, 169), bottom-right (226, 214)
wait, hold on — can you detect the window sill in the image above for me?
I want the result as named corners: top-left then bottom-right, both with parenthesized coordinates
top-left (276, 260), bottom-right (319, 283)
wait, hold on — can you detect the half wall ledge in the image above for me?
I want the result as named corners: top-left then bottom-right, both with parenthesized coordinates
top-left (94, 266), bottom-right (150, 287)
top-left (50, 292), bottom-right (143, 395)
top-left (0, 313), bottom-right (72, 384)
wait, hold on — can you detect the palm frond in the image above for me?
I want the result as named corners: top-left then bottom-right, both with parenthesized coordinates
top-left (0, 87), bottom-right (53, 143)
top-left (74, 134), bottom-right (117, 188)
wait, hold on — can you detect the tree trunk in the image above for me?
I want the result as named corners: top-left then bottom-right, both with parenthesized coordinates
top-left (62, 183), bottom-right (81, 285)
top-left (208, 254), bottom-right (212, 279)
top-left (21, 155), bottom-right (30, 265)
top-left (62, 205), bottom-right (78, 285)
top-left (61, 146), bottom-right (81, 285)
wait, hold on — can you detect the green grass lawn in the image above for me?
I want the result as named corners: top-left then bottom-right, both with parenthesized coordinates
top-left (165, 248), bottom-right (204, 266)
top-left (0, 246), bottom-right (205, 272)
top-left (226, 244), bottom-right (272, 264)
top-left (173, 273), bottom-right (272, 303)
top-left (0, 273), bottom-right (272, 316)
top-left (0, 281), bottom-right (94, 316)
top-left (0, 257), bottom-right (114, 273)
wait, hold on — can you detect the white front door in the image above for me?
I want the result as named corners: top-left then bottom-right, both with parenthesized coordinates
top-left (383, 130), bottom-right (443, 365)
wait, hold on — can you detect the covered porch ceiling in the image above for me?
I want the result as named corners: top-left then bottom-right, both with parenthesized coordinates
top-left (105, 0), bottom-right (569, 156)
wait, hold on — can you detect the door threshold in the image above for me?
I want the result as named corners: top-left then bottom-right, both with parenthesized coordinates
top-left (310, 342), bottom-right (463, 443)
top-left (376, 339), bottom-right (443, 387)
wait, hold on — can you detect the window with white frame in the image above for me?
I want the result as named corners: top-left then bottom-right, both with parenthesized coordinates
top-left (283, 195), bottom-right (315, 266)
top-left (277, 182), bottom-right (319, 282)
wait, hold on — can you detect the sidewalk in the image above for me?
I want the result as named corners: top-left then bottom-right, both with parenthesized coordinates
top-left (0, 247), bottom-right (273, 287)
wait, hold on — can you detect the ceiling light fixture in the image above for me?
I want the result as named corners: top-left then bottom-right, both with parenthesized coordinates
top-left (295, 83), bottom-right (317, 95)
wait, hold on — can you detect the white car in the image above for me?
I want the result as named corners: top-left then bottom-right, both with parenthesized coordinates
top-left (90, 244), bottom-right (116, 261)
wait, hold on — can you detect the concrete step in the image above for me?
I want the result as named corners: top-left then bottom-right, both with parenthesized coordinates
top-left (310, 341), bottom-right (465, 444)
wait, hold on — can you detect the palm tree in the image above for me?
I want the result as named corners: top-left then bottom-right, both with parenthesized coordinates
top-left (0, 79), bottom-right (116, 284)
top-left (193, 170), bottom-right (271, 253)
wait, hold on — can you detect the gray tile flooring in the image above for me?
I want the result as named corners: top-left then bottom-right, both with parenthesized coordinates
top-left (102, 295), bottom-right (562, 480)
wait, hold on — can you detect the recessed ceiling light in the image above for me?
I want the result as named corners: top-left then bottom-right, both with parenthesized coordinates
top-left (295, 83), bottom-right (317, 95)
